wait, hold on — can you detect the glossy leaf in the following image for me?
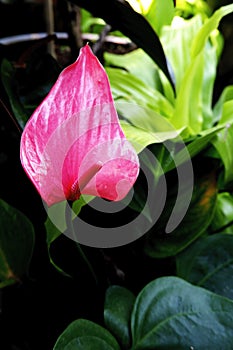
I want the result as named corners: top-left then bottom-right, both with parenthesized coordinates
top-left (0, 199), bottom-right (35, 287)
top-left (20, 44), bottom-right (139, 206)
top-left (131, 276), bottom-right (233, 349)
top-left (176, 234), bottom-right (233, 299)
top-left (53, 319), bottom-right (120, 350)
top-left (144, 171), bottom-right (217, 258)
top-left (104, 285), bottom-right (136, 349)
top-left (63, 337), bottom-right (115, 350)
top-left (70, 0), bottom-right (174, 88)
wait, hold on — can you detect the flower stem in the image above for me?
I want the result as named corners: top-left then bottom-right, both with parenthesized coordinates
top-left (65, 201), bottom-right (98, 285)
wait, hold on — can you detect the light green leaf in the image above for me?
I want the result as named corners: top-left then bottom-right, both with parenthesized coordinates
top-left (106, 68), bottom-right (174, 119)
top-left (117, 101), bottom-right (184, 153)
top-left (212, 123), bottom-right (233, 185)
top-left (191, 3), bottom-right (233, 58)
top-left (176, 234), bottom-right (233, 300)
top-left (104, 286), bottom-right (135, 349)
top-left (173, 50), bottom-right (205, 134)
top-left (213, 85), bottom-right (233, 124)
top-left (53, 319), bottom-right (120, 350)
top-left (131, 276), bottom-right (233, 349)
top-left (145, 0), bottom-right (174, 36)
top-left (161, 15), bottom-right (203, 91)
top-left (104, 49), bottom-right (163, 91)
top-left (120, 120), bottom-right (184, 154)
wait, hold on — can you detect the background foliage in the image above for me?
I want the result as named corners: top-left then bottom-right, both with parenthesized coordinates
top-left (1, 0), bottom-right (233, 349)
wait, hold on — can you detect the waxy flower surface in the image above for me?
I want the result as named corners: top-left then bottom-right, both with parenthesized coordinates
top-left (20, 44), bottom-right (139, 206)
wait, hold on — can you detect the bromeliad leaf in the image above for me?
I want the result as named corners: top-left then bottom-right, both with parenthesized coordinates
top-left (106, 68), bottom-right (174, 119)
top-left (191, 3), bottom-right (233, 58)
top-left (212, 124), bottom-right (233, 185)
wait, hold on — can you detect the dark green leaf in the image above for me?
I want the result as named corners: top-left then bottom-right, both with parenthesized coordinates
top-left (0, 199), bottom-right (35, 286)
top-left (64, 336), bottom-right (116, 350)
top-left (104, 285), bottom-right (136, 349)
top-left (131, 276), bottom-right (233, 349)
top-left (1, 59), bottom-right (29, 128)
top-left (144, 171), bottom-right (217, 257)
top-left (53, 319), bottom-right (120, 350)
top-left (1, 53), bottom-right (60, 128)
top-left (176, 234), bottom-right (233, 300)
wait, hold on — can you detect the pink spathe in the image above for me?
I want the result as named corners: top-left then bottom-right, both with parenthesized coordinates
top-left (20, 44), bottom-right (139, 206)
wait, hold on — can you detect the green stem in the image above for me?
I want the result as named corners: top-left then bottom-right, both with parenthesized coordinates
top-left (65, 201), bottom-right (98, 285)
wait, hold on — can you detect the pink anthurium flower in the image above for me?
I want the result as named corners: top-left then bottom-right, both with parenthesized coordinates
top-left (20, 44), bottom-right (139, 206)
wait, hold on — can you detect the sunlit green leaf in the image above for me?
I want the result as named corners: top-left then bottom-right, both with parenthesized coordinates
top-left (191, 3), bottom-right (233, 58)
top-left (213, 85), bottom-right (233, 124)
top-left (145, 0), bottom-right (174, 36)
top-left (104, 49), bottom-right (163, 91)
top-left (212, 123), bottom-right (233, 184)
top-left (107, 68), bottom-right (174, 118)
top-left (161, 15), bottom-right (203, 91)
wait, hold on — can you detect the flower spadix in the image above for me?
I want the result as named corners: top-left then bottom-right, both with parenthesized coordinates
top-left (20, 44), bottom-right (139, 206)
